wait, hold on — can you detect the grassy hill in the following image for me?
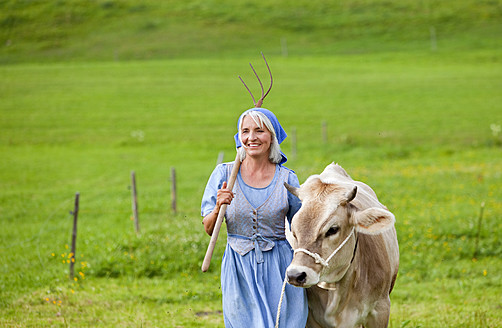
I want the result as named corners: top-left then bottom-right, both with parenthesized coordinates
top-left (1, 0), bottom-right (502, 63)
top-left (1, 1), bottom-right (501, 327)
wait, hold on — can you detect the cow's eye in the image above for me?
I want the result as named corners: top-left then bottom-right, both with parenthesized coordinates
top-left (325, 226), bottom-right (339, 237)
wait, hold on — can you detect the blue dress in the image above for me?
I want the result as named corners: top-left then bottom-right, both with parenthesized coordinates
top-left (201, 163), bottom-right (308, 328)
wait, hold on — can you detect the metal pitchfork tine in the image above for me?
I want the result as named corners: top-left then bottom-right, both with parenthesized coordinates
top-left (238, 52), bottom-right (273, 108)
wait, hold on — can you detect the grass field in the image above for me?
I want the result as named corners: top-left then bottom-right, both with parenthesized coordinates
top-left (1, 0), bottom-right (502, 63)
top-left (1, 0), bottom-right (502, 327)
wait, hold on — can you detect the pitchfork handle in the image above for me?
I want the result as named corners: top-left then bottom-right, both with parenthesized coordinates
top-left (201, 153), bottom-right (241, 272)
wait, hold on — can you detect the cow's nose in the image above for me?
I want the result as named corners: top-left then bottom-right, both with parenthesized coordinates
top-left (287, 268), bottom-right (307, 286)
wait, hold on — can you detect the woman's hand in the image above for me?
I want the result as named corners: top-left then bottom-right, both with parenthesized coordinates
top-left (216, 181), bottom-right (234, 208)
top-left (202, 181), bottom-right (234, 236)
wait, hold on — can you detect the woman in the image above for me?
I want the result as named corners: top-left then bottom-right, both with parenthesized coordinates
top-left (201, 107), bottom-right (308, 327)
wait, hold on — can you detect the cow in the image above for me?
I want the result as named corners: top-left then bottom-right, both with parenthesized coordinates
top-left (284, 163), bottom-right (399, 328)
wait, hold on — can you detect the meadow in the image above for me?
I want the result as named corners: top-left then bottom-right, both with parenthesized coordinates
top-left (1, 0), bottom-right (502, 327)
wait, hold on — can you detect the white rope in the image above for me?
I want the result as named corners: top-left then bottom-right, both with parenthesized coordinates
top-left (294, 227), bottom-right (355, 269)
top-left (293, 248), bottom-right (329, 267)
top-left (325, 227), bottom-right (355, 264)
top-left (275, 227), bottom-right (355, 327)
top-left (275, 271), bottom-right (289, 328)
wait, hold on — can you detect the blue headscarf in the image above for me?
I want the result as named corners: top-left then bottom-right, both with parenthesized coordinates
top-left (234, 108), bottom-right (288, 164)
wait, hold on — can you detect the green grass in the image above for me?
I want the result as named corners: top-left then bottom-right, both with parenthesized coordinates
top-left (1, 52), bottom-right (501, 327)
top-left (1, 0), bottom-right (502, 326)
top-left (1, 0), bottom-right (502, 63)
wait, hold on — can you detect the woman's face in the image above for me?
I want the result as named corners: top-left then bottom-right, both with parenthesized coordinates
top-left (240, 115), bottom-right (273, 159)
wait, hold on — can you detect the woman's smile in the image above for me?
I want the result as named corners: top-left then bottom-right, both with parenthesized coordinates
top-left (240, 115), bottom-right (272, 158)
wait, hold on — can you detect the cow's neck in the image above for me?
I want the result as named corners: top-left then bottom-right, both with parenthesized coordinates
top-left (308, 264), bottom-right (360, 327)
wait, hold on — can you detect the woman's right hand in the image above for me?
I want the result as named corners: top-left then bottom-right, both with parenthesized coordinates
top-left (216, 181), bottom-right (234, 208)
top-left (202, 181), bottom-right (234, 236)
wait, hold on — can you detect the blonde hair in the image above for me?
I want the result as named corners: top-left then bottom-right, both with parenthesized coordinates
top-left (238, 110), bottom-right (282, 163)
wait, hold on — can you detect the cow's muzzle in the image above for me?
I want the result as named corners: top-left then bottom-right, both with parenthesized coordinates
top-left (286, 265), bottom-right (319, 287)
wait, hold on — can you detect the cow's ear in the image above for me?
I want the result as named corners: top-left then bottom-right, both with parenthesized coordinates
top-left (352, 207), bottom-right (395, 235)
top-left (340, 186), bottom-right (357, 206)
top-left (284, 182), bottom-right (300, 198)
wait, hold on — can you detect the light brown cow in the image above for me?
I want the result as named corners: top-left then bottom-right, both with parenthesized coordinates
top-left (285, 163), bottom-right (399, 328)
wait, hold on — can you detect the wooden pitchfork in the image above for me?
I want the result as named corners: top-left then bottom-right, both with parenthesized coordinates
top-left (201, 53), bottom-right (273, 272)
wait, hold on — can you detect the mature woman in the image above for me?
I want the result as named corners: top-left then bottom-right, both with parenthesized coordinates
top-left (201, 107), bottom-right (308, 327)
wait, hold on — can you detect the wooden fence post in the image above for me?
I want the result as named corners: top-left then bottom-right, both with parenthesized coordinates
top-left (171, 167), bottom-right (177, 214)
top-left (217, 151), bottom-right (225, 165)
top-left (291, 127), bottom-right (297, 160)
top-left (473, 201), bottom-right (485, 258)
top-left (430, 26), bottom-right (437, 52)
top-left (322, 120), bottom-right (328, 144)
top-left (281, 37), bottom-right (288, 57)
top-left (131, 171), bottom-right (140, 234)
top-left (69, 192), bottom-right (79, 280)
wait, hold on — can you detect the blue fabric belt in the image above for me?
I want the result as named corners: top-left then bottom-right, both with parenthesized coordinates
top-left (228, 233), bottom-right (285, 263)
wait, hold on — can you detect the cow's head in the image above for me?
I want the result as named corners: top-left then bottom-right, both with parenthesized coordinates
top-left (285, 171), bottom-right (395, 288)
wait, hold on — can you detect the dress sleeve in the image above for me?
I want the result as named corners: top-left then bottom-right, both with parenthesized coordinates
top-left (201, 164), bottom-right (228, 217)
top-left (286, 171), bottom-right (302, 224)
